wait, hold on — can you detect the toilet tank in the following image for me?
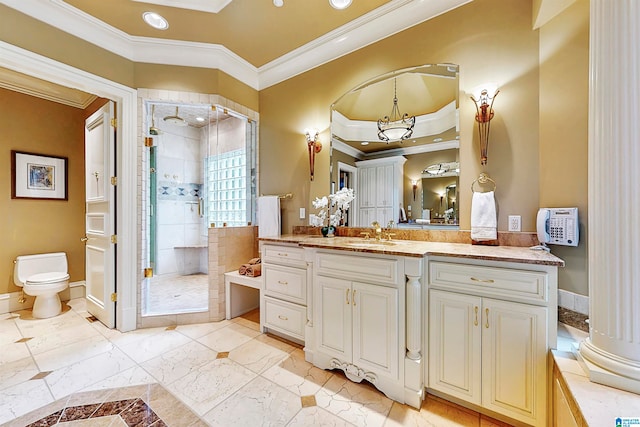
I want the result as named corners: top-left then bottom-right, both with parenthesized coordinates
top-left (14, 252), bottom-right (68, 286)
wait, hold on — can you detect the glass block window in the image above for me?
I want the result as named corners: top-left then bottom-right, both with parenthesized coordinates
top-left (206, 149), bottom-right (247, 227)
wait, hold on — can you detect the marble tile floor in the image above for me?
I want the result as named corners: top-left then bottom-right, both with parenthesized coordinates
top-left (1, 298), bottom-right (515, 426)
top-left (142, 273), bottom-right (208, 316)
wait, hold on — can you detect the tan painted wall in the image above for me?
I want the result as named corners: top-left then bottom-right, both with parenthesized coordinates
top-left (0, 89), bottom-right (108, 294)
top-left (259, 0), bottom-right (589, 295)
top-left (539, 0), bottom-right (589, 295)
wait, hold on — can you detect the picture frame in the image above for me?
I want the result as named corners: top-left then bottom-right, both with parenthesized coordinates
top-left (11, 150), bottom-right (68, 200)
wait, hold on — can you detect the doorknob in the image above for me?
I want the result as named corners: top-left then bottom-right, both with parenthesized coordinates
top-left (80, 236), bottom-right (89, 242)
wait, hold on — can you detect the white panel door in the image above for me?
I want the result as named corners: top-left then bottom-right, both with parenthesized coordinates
top-left (428, 289), bottom-right (482, 405)
top-left (482, 298), bottom-right (547, 426)
top-left (352, 281), bottom-right (398, 379)
top-left (84, 101), bottom-right (116, 328)
top-left (315, 275), bottom-right (352, 361)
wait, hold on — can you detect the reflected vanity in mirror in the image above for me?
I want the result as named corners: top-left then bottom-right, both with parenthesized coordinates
top-left (330, 63), bottom-right (460, 229)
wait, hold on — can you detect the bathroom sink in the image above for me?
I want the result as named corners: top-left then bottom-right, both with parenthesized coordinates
top-left (343, 240), bottom-right (408, 248)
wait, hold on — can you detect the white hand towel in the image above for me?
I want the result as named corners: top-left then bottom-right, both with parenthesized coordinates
top-left (471, 191), bottom-right (497, 241)
top-left (258, 196), bottom-right (281, 237)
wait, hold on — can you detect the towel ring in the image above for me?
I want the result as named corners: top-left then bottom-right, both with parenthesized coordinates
top-left (471, 173), bottom-right (497, 193)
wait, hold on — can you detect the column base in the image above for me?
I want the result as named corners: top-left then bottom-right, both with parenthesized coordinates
top-left (574, 339), bottom-right (640, 394)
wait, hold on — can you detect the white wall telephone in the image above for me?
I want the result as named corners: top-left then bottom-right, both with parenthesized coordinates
top-left (536, 207), bottom-right (579, 247)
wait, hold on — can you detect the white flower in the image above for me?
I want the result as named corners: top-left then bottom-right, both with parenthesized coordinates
top-left (310, 188), bottom-right (355, 228)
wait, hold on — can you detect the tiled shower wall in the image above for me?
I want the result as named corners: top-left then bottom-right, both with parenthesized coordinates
top-left (155, 122), bottom-right (207, 276)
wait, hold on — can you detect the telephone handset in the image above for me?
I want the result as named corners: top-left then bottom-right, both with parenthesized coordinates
top-left (536, 208), bottom-right (579, 247)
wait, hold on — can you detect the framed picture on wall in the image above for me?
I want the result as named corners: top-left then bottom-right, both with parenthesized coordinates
top-left (11, 150), bottom-right (68, 200)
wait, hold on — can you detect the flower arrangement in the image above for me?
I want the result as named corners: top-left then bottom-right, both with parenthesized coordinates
top-left (309, 187), bottom-right (355, 233)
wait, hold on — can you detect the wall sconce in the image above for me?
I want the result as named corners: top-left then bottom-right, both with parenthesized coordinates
top-left (411, 180), bottom-right (418, 201)
top-left (305, 128), bottom-right (322, 181)
top-left (470, 87), bottom-right (499, 165)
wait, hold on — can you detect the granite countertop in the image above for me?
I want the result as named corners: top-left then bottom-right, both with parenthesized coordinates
top-left (259, 235), bottom-right (565, 266)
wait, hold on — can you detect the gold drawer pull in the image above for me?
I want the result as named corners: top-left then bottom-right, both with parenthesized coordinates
top-left (277, 253), bottom-right (288, 257)
top-left (474, 306), bottom-right (479, 326)
top-left (278, 280), bottom-right (288, 285)
top-left (278, 315), bottom-right (288, 321)
top-left (352, 289), bottom-right (356, 306)
top-left (346, 289), bottom-right (350, 305)
top-left (470, 277), bottom-right (495, 284)
top-left (485, 308), bottom-right (490, 328)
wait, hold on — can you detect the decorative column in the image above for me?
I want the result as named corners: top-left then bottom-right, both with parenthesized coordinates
top-left (406, 274), bottom-right (422, 360)
top-left (577, 0), bottom-right (640, 393)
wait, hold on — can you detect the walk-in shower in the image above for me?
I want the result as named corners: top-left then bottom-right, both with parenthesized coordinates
top-left (141, 101), bottom-right (256, 316)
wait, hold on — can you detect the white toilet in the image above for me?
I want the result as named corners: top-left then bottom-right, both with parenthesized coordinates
top-left (14, 252), bottom-right (70, 319)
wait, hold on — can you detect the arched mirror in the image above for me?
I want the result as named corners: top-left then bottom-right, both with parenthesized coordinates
top-left (330, 64), bottom-right (460, 229)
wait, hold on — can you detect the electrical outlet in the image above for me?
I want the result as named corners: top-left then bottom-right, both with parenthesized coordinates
top-left (508, 215), bottom-right (521, 232)
top-left (299, 207), bottom-right (306, 219)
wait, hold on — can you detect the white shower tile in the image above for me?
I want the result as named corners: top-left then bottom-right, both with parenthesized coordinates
top-left (157, 250), bottom-right (179, 276)
top-left (157, 224), bottom-right (185, 249)
top-left (184, 203), bottom-right (201, 224)
top-left (184, 224), bottom-right (201, 246)
top-left (183, 160), bottom-right (201, 183)
top-left (157, 201), bottom-right (185, 225)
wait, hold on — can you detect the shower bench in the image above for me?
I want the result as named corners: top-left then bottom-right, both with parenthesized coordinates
top-left (224, 270), bottom-right (261, 319)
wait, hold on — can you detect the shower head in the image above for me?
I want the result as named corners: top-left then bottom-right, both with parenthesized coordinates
top-left (163, 106), bottom-right (188, 126)
top-left (149, 104), bottom-right (161, 135)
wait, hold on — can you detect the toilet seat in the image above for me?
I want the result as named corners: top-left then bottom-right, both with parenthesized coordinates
top-left (26, 272), bottom-right (70, 285)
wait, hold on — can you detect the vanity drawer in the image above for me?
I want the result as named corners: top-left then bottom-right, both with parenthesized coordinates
top-left (263, 244), bottom-right (306, 266)
top-left (315, 252), bottom-right (399, 286)
top-left (263, 296), bottom-right (306, 341)
top-left (264, 263), bottom-right (306, 305)
top-left (429, 261), bottom-right (548, 304)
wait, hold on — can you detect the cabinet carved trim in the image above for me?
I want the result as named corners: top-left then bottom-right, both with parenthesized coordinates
top-left (406, 274), bottom-right (421, 360)
top-left (330, 358), bottom-right (378, 384)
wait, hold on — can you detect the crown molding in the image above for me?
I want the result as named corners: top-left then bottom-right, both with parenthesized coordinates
top-left (257, 0), bottom-right (472, 89)
top-left (0, 0), bottom-right (471, 90)
top-left (132, 0), bottom-right (233, 14)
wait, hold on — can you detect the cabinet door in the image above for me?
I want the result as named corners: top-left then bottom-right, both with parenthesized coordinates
top-left (315, 275), bottom-right (352, 362)
top-left (358, 167), bottom-right (376, 208)
top-left (359, 208), bottom-right (376, 228)
top-left (376, 164), bottom-right (395, 207)
top-left (428, 290), bottom-right (482, 405)
top-left (352, 281), bottom-right (399, 379)
top-left (482, 298), bottom-right (547, 426)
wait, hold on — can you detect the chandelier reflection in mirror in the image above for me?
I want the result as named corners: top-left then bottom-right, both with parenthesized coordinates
top-left (377, 78), bottom-right (415, 142)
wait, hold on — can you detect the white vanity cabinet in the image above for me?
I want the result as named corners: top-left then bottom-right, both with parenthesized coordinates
top-left (356, 156), bottom-right (406, 226)
top-left (427, 258), bottom-right (557, 427)
top-left (306, 249), bottom-right (425, 408)
top-left (260, 243), bottom-right (308, 342)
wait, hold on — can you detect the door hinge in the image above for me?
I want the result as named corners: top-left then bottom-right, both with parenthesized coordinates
top-left (110, 118), bottom-right (117, 128)
top-left (144, 267), bottom-right (154, 278)
top-left (111, 235), bottom-right (117, 244)
top-left (110, 176), bottom-right (117, 186)
top-left (144, 137), bottom-right (154, 147)
top-left (110, 292), bottom-right (117, 302)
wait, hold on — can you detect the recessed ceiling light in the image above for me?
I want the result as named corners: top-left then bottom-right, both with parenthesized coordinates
top-left (361, 141), bottom-right (369, 146)
top-left (433, 137), bottom-right (443, 142)
top-left (142, 12), bottom-right (169, 30)
top-left (329, 0), bottom-right (352, 9)
top-left (196, 117), bottom-right (205, 122)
